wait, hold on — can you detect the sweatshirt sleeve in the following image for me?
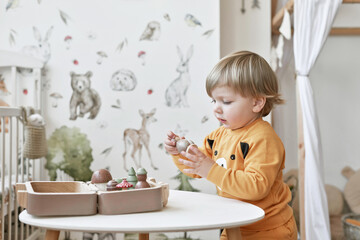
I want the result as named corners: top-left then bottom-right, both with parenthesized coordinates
top-left (206, 132), bottom-right (285, 200)
top-left (171, 129), bottom-right (217, 179)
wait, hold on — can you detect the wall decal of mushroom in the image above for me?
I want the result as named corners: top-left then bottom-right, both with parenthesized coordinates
top-left (49, 92), bottom-right (63, 107)
top-left (137, 50), bottom-right (146, 65)
top-left (64, 35), bottom-right (72, 49)
top-left (96, 51), bottom-right (108, 64)
top-left (185, 14), bottom-right (202, 27)
top-left (139, 21), bottom-right (161, 41)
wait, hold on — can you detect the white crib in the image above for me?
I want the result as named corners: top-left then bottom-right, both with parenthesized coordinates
top-left (0, 50), bottom-right (45, 240)
top-left (0, 107), bottom-right (45, 240)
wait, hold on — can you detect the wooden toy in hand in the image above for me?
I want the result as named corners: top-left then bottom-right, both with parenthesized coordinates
top-left (174, 136), bottom-right (197, 153)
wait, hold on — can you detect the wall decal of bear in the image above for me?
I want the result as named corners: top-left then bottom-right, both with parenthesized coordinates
top-left (69, 71), bottom-right (101, 120)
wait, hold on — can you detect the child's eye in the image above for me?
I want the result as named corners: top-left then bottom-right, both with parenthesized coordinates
top-left (223, 101), bottom-right (232, 105)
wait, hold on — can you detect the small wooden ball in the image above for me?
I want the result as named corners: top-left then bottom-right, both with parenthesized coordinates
top-left (176, 139), bottom-right (191, 153)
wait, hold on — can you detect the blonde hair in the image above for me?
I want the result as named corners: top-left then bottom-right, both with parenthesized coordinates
top-left (206, 51), bottom-right (284, 116)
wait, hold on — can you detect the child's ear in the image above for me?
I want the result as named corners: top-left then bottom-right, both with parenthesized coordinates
top-left (252, 97), bottom-right (266, 113)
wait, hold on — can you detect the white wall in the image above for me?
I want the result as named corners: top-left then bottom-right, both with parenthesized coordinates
top-left (220, 0), bottom-right (271, 59)
top-left (311, 4), bottom-right (360, 190)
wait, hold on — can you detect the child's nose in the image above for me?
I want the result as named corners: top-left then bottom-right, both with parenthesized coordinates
top-left (213, 103), bottom-right (222, 113)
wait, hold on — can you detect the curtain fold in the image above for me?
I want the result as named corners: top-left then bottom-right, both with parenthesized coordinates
top-left (293, 0), bottom-right (342, 239)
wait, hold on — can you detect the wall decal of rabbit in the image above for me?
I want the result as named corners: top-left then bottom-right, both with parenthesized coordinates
top-left (22, 26), bottom-right (53, 64)
top-left (122, 109), bottom-right (158, 171)
top-left (165, 45), bottom-right (194, 108)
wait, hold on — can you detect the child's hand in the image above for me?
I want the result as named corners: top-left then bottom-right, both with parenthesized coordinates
top-left (178, 145), bottom-right (215, 178)
top-left (164, 131), bottom-right (181, 155)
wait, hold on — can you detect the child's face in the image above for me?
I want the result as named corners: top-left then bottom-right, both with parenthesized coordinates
top-left (211, 85), bottom-right (260, 130)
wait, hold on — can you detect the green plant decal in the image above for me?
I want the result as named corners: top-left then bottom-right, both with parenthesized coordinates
top-left (45, 126), bottom-right (93, 181)
top-left (172, 170), bottom-right (199, 192)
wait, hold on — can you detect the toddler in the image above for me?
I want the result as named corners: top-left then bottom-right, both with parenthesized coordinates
top-left (164, 51), bottom-right (297, 239)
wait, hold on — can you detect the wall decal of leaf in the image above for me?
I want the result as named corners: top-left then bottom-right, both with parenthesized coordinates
top-left (9, 29), bottom-right (17, 46)
top-left (116, 38), bottom-right (128, 53)
top-left (59, 9), bottom-right (71, 25)
top-left (202, 29), bottom-right (214, 38)
top-left (101, 146), bottom-right (113, 158)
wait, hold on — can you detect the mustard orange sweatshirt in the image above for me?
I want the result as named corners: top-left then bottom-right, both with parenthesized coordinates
top-left (172, 118), bottom-right (293, 231)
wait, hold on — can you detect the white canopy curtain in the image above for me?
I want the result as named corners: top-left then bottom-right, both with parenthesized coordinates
top-left (293, 0), bottom-right (342, 239)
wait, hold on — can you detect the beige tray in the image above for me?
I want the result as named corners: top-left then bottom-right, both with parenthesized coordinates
top-left (16, 179), bottom-right (169, 216)
top-left (98, 186), bottom-right (162, 214)
top-left (16, 181), bottom-right (97, 216)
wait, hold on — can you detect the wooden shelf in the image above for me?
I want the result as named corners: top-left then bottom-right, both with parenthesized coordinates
top-left (272, 27), bottom-right (360, 36)
top-left (330, 27), bottom-right (360, 35)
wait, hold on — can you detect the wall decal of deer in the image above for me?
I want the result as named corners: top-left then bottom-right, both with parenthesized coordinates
top-left (122, 108), bottom-right (158, 171)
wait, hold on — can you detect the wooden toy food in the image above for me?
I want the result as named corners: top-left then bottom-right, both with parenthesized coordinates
top-left (127, 167), bottom-right (138, 189)
top-left (106, 180), bottom-right (118, 191)
top-left (175, 138), bottom-right (196, 153)
top-left (135, 168), bottom-right (150, 189)
top-left (116, 178), bottom-right (133, 190)
top-left (91, 169), bottom-right (113, 191)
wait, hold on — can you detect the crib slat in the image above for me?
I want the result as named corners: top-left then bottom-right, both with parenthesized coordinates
top-left (7, 117), bottom-right (13, 239)
top-left (1, 116), bottom-right (6, 240)
top-left (14, 118), bottom-right (19, 240)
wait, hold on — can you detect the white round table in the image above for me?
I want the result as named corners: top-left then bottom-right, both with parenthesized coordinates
top-left (20, 190), bottom-right (264, 240)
